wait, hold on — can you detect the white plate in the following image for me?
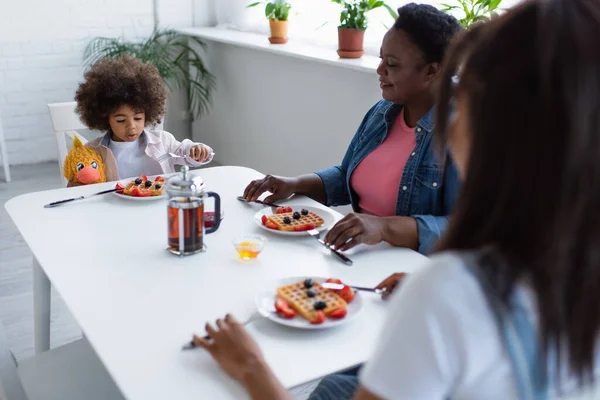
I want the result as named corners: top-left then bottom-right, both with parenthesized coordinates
top-left (253, 205), bottom-right (336, 236)
top-left (113, 177), bottom-right (167, 201)
top-left (255, 276), bottom-right (363, 330)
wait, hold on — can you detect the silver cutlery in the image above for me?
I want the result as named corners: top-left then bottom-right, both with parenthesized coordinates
top-left (306, 229), bottom-right (353, 266)
top-left (236, 196), bottom-right (284, 208)
top-left (156, 151), bottom-right (215, 164)
top-left (44, 187), bottom-right (120, 208)
top-left (181, 307), bottom-right (273, 350)
top-left (321, 281), bottom-right (386, 294)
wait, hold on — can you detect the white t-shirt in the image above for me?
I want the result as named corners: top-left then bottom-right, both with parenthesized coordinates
top-left (109, 135), bottom-right (162, 179)
top-left (360, 253), bottom-right (600, 400)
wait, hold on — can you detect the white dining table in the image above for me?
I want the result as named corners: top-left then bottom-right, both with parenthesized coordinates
top-left (5, 166), bottom-right (428, 400)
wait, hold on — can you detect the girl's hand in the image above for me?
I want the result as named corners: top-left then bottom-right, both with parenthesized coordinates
top-left (193, 314), bottom-right (266, 383)
top-left (375, 272), bottom-right (408, 300)
top-left (190, 144), bottom-right (212, 162)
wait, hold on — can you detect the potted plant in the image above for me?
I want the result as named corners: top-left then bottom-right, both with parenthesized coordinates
top-left (332, 0), bottom-right (397, 59)
top-left (83, 29), bottom-right (215, 121)
top-left (439, 0), bottom-right (504, 28)
top-left (247, 0), bottom-right (292, 44)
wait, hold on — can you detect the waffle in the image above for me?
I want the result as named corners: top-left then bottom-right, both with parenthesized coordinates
top-left (268, 211), bottom-right (324, 231)
top-left (122, 176), bottom-right (165, 197)
top-left (277, 280), bottom-right (347, 321)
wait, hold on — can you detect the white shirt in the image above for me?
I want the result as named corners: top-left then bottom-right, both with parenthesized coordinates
top-left (360, 253), bottom-right (600, 400)
top-left (109, 135), bottom-right (163, 179)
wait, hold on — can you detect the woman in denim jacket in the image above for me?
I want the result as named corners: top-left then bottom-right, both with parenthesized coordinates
top-left (244, 4), bottom-right (462, 255)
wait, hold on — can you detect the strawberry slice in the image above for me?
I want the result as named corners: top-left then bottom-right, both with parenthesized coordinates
top-left (275, 298), bottom-right (289, 314)
top-left (326, 278), bottom-right (343, 284)
top-left (115, 183), bottom-right (125, 193)
top-left (310, 311), bottom-right (326, 325)
top-left (154, 176), bottom-right (164, 182)
top-left (140, 174), bottom-right (148, 181)
top-left (339, 286), bottom-right (355, 303)
top-left (131, 187), bottom-right (142, 197)
top-left (265, 220), bottom-right (278, 230)
top-left (261, 215), bottom-right (268, 225)
top-left (293, 223), bottom-right (316, 232)
top-left (281, 308), bottom-right (296, 319)
top-left (328, 307), bottom-right (347, 319)
top-left (275, 207), bottom-right (286, 214)
top-left (285, 206), bottom-right (293, 213)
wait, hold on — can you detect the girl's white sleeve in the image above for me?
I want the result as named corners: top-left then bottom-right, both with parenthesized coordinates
top-left (359, 255), bottom-right (472, 399)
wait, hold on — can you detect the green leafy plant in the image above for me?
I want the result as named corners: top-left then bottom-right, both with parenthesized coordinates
top-left (439, 0), bottom-right (503, 28)
top-left (331, 0), bottom-right (398, 30)
top-left (247, 0), bottom-right (292, 21)
top-left (83, 28), bottom-right (215, 120)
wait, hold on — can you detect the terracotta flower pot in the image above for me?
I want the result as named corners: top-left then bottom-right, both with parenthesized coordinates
top-left (269, 20), bottom-right (288, 44)
top-left (337, 27), bottom-right (365, 59)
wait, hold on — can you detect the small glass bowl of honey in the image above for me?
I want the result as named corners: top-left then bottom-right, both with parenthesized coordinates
top-left (233, 235), bottom-right (267, 260)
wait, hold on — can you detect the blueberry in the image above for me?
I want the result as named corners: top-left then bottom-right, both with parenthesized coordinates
top-left (155, 183), bottom-right (162, 189)
top-left (134, 178), bottom-right (143, 185)
top-left (307, 288), bottom-right (316, 298)
top-left (293, 211), bottom-right (301, 220)
top-left (283, 216), bottom-right (292, 224)
top-left (303, 278), bottom-right (314, 289)
top-left (301, 209), bottom-right (309, 216)
top-left (144, 180), bottom-right (152, 187)
top-left (314, 300), bottom-right (327, 311)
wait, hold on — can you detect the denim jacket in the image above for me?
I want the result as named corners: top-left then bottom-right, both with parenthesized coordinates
top-left (315, 100), bottom-right (460, 254)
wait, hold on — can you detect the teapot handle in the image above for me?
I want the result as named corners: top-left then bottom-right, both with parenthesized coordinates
top-left (205, 192), bottom-right (221, 234)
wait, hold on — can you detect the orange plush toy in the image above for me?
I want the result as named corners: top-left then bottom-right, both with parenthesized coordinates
top-left (63, 136), bottom-right (107, 185)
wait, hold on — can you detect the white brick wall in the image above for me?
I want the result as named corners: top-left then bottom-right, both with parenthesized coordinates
top-left (0, 0), bottom-right (197, 165)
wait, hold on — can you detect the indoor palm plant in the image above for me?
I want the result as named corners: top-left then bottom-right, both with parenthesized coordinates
top-left (247, 0), bottom-right (292, 44)
top-left (332, 0), bottom-right (398, 58)
top-left (439, 0), bottom-right (503, 28)
top-left (83, 29), bottom-right (215, 121)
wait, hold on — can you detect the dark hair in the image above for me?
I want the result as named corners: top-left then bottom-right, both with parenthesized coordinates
top-left (435, 0), bottom-right (600, 384)
top-left (394, 3), bottom-right (463, 64)
top-left (75, 55), bottom-right (167, 131)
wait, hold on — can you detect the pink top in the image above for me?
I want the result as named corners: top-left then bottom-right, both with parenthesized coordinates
top-left (350, 108), bottom-right (416, 217)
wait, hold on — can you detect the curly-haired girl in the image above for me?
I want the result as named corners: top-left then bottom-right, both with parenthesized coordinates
top-left (72, 55), bottom-right (213, 185)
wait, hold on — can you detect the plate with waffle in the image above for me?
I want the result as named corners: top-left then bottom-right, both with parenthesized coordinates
top-left (254, 205), bottom-right (336, 236)
top-left (114, 175), bottom-right (167, 201)
top-left (255, 276), bottom-right (362, 329)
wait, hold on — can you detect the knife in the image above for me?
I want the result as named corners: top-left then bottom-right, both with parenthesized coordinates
top-left (307, 229), bottom-right (353, 266)
top-left (44, 187), bottom-right (120, 208)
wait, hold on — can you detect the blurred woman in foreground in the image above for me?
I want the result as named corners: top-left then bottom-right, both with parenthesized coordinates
top-left (195, 0), bottom-right (600, 398)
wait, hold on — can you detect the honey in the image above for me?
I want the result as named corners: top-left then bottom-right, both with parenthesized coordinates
top-left (235, 241), bottom-right (263, 260)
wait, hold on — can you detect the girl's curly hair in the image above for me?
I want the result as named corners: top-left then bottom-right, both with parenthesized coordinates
top-left (75, 55), bottom-right (167, 131)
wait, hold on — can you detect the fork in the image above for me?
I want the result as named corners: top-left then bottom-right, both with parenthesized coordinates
top-left (307, 229), bottom-right (353, 266)
top-left (181, 311), bottom-right (265, 350)
top-left (156, 151), bottom-right (215, 164)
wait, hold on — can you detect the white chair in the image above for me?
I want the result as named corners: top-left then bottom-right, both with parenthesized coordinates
top-left (0, 113), bottom-right (11, 182)
top-left (47, 102), bottom-right (89, 185)
top-left (48, 101), bottom-right (165, 185)
top-left (0, 316), bottom-right (124, 400)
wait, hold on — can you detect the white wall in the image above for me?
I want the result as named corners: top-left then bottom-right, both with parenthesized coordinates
top-left (192, 42), bottom-right (381, 177)
top-left (0, 0), bottom-right (196, 166)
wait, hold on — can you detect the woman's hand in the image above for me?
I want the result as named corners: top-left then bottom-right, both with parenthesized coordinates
top-left (243, 175), bottom-right (298, 203)
top-left (190, 144), bottom-right (212, 162)
top-left (324, 213), bottom-right (386, 251)
top-left (376, 273), bottom-right (408, 300)
top-left (193, 314), bottom-right (265, 383)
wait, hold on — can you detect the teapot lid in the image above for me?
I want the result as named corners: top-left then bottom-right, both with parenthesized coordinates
top-left (166, 165), bottom-right (205, 196)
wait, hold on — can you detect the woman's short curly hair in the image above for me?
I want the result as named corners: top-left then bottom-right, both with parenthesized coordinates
top-left (75, 55), bottom-right (167, 131)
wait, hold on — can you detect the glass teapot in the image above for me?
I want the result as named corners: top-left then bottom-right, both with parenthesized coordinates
top-left (166, 166), bottom-right (221, 256)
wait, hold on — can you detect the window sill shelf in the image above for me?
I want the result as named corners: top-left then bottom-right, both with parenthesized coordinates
top-left (176, 27), bottom-right (379, 75)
